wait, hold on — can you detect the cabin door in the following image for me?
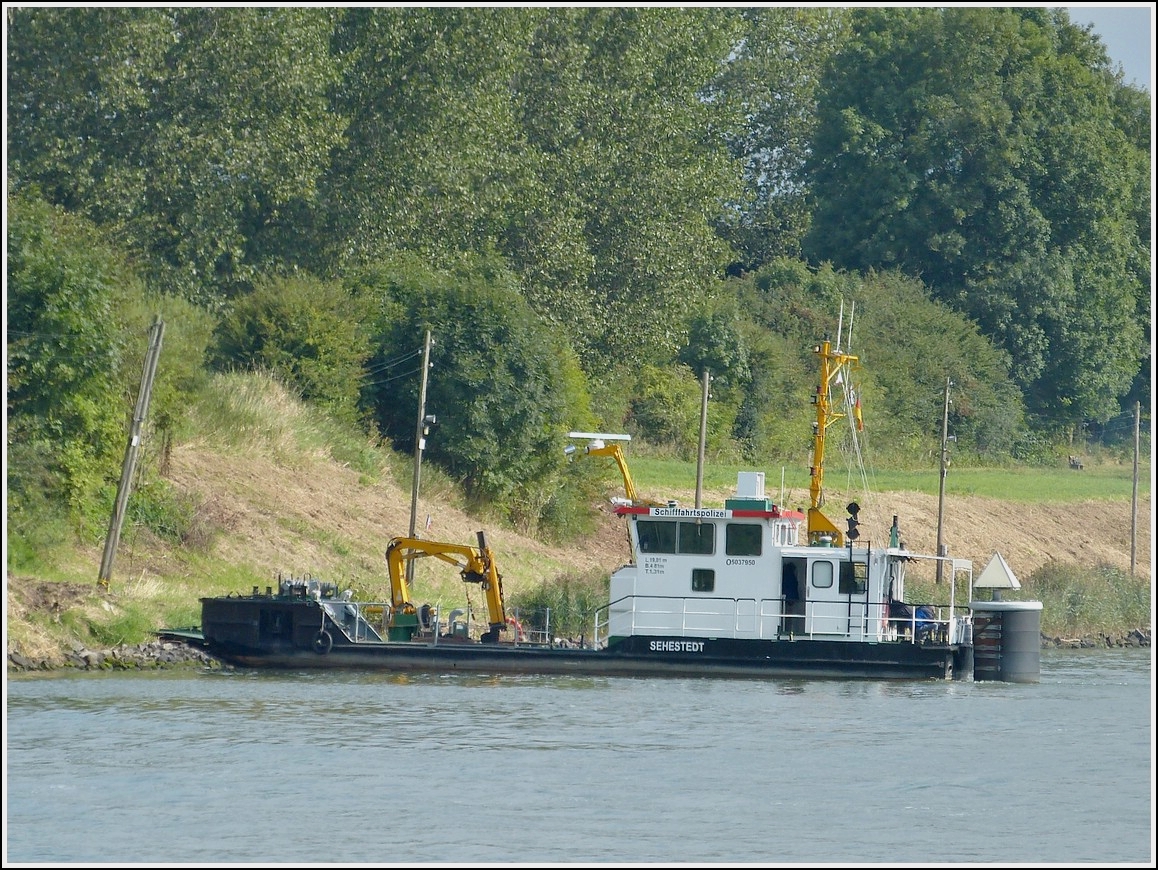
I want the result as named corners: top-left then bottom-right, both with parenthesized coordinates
top-left (807, 558), bottom-right (869, 637)
top-left (779, 558), bottom-right (807, 636)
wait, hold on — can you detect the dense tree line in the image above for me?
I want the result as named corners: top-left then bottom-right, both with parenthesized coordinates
top-left (803, 7), bottom-right (1149, 430)
top-left (6, 7), bottom-right (1149, 535)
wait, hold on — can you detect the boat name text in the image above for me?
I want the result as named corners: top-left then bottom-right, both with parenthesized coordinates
top-left (650, 640), bottom-right (705, 653)
top-left (649, 507), bottom-right (730, 519)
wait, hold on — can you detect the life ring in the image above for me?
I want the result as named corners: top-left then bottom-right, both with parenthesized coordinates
top-left (506, 617), bottom-right (527, 643)
top-left (312, 629), bottom-right (333, 655)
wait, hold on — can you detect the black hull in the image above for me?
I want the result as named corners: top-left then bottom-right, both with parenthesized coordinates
top-left (192, 595), bottom-right (964, 680)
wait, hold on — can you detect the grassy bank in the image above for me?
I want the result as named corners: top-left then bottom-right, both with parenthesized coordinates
top-left (630, 456), bottom-right (1149, 504)
top-left (6, 373), bottom-right (1152, 668)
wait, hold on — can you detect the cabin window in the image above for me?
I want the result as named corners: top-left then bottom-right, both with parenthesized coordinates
top-left (811, 561), bottom-right (834, 588)
top-left (679, 521), bottom-right (715, 555)
top-left (725, 523), bottom-right (762, 557)
top-left (839, 561), bottom-right (868, 595)
top-left (691, 569), bottom-right (715, 592)
top-left (637, 521), bottom-right (677, 554)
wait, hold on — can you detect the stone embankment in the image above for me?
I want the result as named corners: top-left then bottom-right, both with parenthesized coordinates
top-left (1040, 628), bottom-right (1151, 650)
top-left (8, 639), bottom-right (222, 673)
top-left (6, 629), bottom-right (1151, 673)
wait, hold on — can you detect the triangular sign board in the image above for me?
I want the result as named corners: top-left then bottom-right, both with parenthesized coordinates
top-left (975, 551), bottom-right (1020, 589)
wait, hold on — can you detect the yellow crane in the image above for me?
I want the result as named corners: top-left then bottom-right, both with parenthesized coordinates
top-left (384, 531), bottom-right (509, 643)
top-left (807, 338), bottom-right (863, 546)
top-left (566, 432), bottom-right (667, 508)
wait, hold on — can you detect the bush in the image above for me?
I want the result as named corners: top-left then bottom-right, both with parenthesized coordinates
top-left (1024, 561), bottom-right (1150, 637)
top-left (507, 570), bottom-right (610, 641)
top-left (210, 272), bottom-right (373, 426)
top-left (628, 364), bottom-right (703, 457)
top-left (358, 254), bottom-right (591, 521)
top-left (6, 193), bottom-right (135, 523)
top-left (127, 479), bottom-right (205, 547)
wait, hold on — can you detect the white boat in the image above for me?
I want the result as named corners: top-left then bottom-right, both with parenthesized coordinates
top-left (171, 321), bottom-right (1041, 681)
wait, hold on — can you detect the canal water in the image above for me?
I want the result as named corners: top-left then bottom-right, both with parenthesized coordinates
top-left (4, 648), bottom-right (1152, 865)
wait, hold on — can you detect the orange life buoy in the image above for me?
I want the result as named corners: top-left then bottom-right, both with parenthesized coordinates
top-left (506, 617), bottom-right (527, 642)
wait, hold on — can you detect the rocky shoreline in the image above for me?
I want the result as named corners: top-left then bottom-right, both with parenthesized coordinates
top-left (6, 628), bottom-right (1152, 674)
top-left (1040, 628), bottom-right (1151, 650)
top-left (8, 639), bottom-right (223, 674)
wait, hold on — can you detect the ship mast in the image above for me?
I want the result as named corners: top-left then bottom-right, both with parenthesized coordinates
top-left (807, 317), bottom-right (860, 546)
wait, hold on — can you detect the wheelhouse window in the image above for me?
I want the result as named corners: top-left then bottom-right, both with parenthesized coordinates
top-left (637, 520), bottom-right (716, 555)
top-left (811, 561), bottom-right (834, 588)
top-left (839, 561), bottom-right (868, 595)
top-left (637, 521), bottom-right (677, 554)
top-left (725, 523), bottom-right (762, 556)
top-left (691, 569), bottom-right (715, 592)
top-left (679, 521), bottom-right (715, 555)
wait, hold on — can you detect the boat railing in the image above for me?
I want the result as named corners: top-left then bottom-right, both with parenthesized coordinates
top-left (592, 593), bottom-right (970, 646)
top-left (590, 596), bottom-right (631, 650)
top-left (325, 601), bottom-right (465, 644)
top-left (322, 599), bottom-right (392, 643)
top-left (883, 604), bottom-right (972, 645)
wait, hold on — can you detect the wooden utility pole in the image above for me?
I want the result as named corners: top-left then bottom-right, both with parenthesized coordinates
top-left (935, 377), bottom-right (952, 584)
top-left (695, 369), bottom-right (710, 509)
top-left (407, 330), bottom-right (434, 583)
top-left (1131, 400), bottom-right (1139, 577)
top-left (98, 315), bottom-right (165, 590)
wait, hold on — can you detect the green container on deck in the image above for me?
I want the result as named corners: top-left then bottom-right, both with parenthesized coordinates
top-left (725, 498), bottom-right (773, 511)
top-left (388, 612), bottom-right (419, 642)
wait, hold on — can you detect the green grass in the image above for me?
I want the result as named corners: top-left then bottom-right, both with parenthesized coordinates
top-left (630, 457), bottom-right (1148, 502)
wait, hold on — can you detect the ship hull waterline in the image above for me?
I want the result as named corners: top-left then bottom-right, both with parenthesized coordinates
top-left (194, 634), bottom-right (965, 681)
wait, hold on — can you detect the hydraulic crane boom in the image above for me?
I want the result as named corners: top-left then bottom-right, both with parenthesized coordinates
top-left (567, 432), bottom-right (666, 508)
top-left (384, 531), bottom-right (509, 642)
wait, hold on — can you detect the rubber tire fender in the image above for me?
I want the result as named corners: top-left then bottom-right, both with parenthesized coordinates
top-left (312, 629), bottom-right (333, 655)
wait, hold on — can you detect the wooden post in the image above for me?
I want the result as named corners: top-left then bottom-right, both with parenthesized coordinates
top-left (695, 369), bottom-right (710, 509)
top-left (935, 378), bottom-right (951, 583)
top-left (407, 330), bottom-right (433, 584)
top-left (98, 315), bottom-right (164, 590)
top-left (1131, 400), bottom-right (1139, 577)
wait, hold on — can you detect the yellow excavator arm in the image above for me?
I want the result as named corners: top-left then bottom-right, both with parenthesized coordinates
top-left (585, 442), bottom-right (641, 504)
top-left (567, 432), bottom-right (666, 508)
top-left (384, 531), bottom-right (508, 642)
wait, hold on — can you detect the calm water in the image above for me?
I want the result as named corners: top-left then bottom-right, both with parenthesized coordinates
top-left (4, 648), bottom-right (1153, 866)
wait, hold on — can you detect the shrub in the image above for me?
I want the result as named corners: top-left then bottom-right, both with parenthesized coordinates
top-left (210, 272), bottom-right (373, 426)
top-left (1024, 561), bottom-right (1149, 636)
top-left (507, 570), bottom-right (610, 641)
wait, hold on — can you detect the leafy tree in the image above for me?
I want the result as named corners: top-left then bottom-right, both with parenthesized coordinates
top-left (6, 194), bottom-right (133, 527)
top-left (802, 7), bottom-right (1148, 428)
top-left (722, 259), bottom-right (1024, 464)
top-left (627, 364), bottom-right (705, 457)
top-left (326, 8), bottom-right (744, 370)
top-left (679, 302), bottom-right (751, 395)
top-left (850, 271), bottom-right (1024, 460)
top-left (322, 7), bottom-right (538, 274)
top-left (727, 260), bottom-right (858, 462)
top-left (512, 8), bottom-right (745, 368)
top-left (210, 273), bottom-right (373, 425)
top-left (6, 8), bottom-right (172, 213)
top-left (7, 7), bottom-right (345, 304)
top-left (708, 7), bottom-right (852, 268)
top-left (356, 256), bottom-right (589, 522)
